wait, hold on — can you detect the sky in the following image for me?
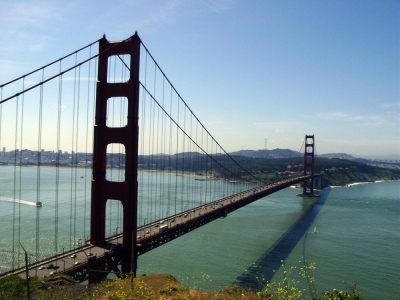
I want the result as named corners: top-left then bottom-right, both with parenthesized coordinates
top-left (0, 0), bottom-right (399, 157)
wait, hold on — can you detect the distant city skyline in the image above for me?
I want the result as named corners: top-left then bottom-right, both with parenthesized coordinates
top-left (0, 1), bottom-right (399, 156)
top-left (2, 147), bottom-right (399, 161)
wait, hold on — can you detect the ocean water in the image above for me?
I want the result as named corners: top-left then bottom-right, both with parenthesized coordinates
top-left (0, 165), bottom-right (252, 269)
top-left (136, 181), bottom-right (400, 299)
top-left (0, 166), bottom-right (399, 299)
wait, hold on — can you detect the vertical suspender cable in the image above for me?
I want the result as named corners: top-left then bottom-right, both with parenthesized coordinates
top-left (189, 113), bottom-right (194, 209)
top-left (148, 58), bottom-right (154, 221)
top-left (150, 64), bottom-right (156, 219)
top-left (152, 66), bottom-right (157, 219)
top-left (90, 55), bottom-right (97, 237)
top-left (55, 61), bottom-right (62, 251)
top-left (168, 85), bottom-right (173, 215)
top-left (139, 50), bottom-right (148, 224)
top-left (174, 94), bottom-right (179, 214)
top-left (70, 53), bottom-right (77, 248)
top-left (181, 103), bottom-right (186, 211)
top-left (84, 45), bottom-right (92, 241)
top-left (36, 69), bottom-right (44, 261)
top-left (12, 95), bottom-right (19, 269)
top-left (159, 77), bottom-right (166, 222)
top-left (194, 120), bottom-right (198, 209)
top-left (73, 64), bottom-right (81, 243)
top-left (18, 79), bottom-right (25, 263)
top-left (148, 68), bottom-right (154, 220)
top-left (154, 69), bottom-right (161, 223)
top-left (144, 52), bottom-right (150, 223)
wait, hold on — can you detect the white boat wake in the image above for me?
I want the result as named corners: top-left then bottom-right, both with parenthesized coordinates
top-left (0, 197), bottom-right (37, 206)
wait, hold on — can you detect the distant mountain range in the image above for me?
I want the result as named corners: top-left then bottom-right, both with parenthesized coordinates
top-left (230, 149), bottom-right (300, 158)
top-left (230, 149), bottom-right (400, 161)
top-left (229, 149), bottom-right (400, 171)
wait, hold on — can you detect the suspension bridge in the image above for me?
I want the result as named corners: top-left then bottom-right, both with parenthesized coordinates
top-left (0, 32), bottom-right (319, 283)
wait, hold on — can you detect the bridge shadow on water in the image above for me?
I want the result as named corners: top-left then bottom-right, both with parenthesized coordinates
top-left (234, 188), bottom-right (332, 290)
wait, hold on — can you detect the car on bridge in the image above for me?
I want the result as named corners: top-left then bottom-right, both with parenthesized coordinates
top-left (159, 225), bottom-right (168, 232)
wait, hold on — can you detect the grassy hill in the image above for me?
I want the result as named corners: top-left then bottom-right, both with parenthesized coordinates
top-left (230, 155), bottom-right (400, 186)
top-left (0, 273), bottom-right (365, 300)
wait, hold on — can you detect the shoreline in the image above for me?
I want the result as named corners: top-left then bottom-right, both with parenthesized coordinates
top-left (329, 179), bottom-right (398, 189)
top-left (1, 165), bottom-right (398, 187)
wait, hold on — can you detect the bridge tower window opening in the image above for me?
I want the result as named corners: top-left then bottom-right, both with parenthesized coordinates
top-left (105, 199), bottom-right (123, 239)
top-left (107, 97), bottom-right (128, 128)
top-left (107, 55), bottom-right (131, 84)
top-left (106, 143), bottom-right (125, 182)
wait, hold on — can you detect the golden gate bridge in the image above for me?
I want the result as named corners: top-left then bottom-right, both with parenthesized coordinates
top-left (0, 32), bottom-right (318, 283)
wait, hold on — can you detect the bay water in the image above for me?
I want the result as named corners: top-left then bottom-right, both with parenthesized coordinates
top-left (0, 165), bottom-right (398, 299)
top-left (136, 181), bottom-right (400, 299)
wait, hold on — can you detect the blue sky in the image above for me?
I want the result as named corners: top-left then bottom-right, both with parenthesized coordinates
top-left (1, 0), bottom-right (399, 157)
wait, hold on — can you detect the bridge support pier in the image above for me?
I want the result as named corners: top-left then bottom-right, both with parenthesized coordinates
top-left (302, 135), bottom-right (315, 196)
top-left (90, 33), bottom-right (141, 275)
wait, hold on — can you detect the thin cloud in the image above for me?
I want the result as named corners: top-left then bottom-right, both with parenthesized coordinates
top-left (254, 121), bottom-right (302, 129)
top-left (0, 2), bottom-right (65, 53)
top-left (53, 103), bottom-right (66, 110)
top-left (139, 0), bottom-right (187, 27)
top-left (62, 77), bottom-right (98, 82)
top-left (315, 112), bottom-right (395, 127)
top-left (6, 2), bottom-right (64, 27)
top-left (253, 121), bottom-right (302, 130)
top-left (315, 112), bottom-right (348, 119)
top-left (381, 102), bottom-right (400, 109)
top-left (202, 0), bottom-right (237, 13)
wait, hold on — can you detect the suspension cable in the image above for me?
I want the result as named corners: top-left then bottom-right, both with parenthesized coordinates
top-left (139, 82), bottom-right (265, 185)
top-left (0, 34), bottom-right (137, 104)
top-left (139, 41), bottom-right (262, 184)
top-left (0, 39), bottom-right (100, 88)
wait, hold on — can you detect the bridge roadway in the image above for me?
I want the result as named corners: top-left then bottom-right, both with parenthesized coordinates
top-left (5, 175), bottom-right (313, 282)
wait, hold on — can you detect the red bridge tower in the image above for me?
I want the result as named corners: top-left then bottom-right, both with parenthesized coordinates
top-left (90, 33), bottom-right (141, 274)
top-left (302, 135), bottom-right (315, 195)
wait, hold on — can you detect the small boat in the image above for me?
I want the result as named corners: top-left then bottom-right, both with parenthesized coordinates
top-left (80, 176), bottom-right (84, 178)
top-left (313, 226), bottom-right (317, 234)
top-left (36, 202), bottom-right (42, 207)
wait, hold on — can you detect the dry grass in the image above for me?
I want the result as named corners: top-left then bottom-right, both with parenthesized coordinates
top-left (94, 274), bottom-right (274, 300)
top-left (2, 271), bottom-right (365, 300)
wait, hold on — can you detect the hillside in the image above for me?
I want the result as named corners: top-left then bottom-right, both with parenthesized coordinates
top-left (0, 273), bottom-right (365, 300)
top-left (313, 157), bottom-right (400, 186)
top-left (232, 156), bottom-right (400, 186)
top-left (230, 148), bottom-right (300, 158)
top-left (227, 149), bottom-right (400, 186)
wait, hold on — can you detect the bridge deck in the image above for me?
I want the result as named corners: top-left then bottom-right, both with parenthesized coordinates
top-left (133, 175), bottom-right (311, 256)
top-left (4, 175), bottom-right (313, 282)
